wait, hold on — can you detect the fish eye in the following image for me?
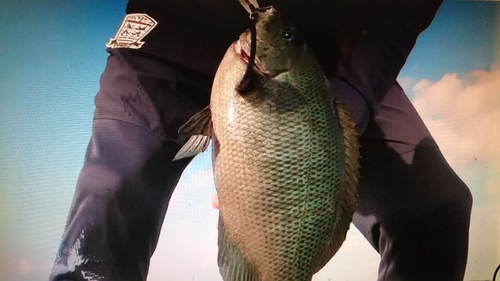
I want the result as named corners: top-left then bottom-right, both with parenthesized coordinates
top-left (283, 29), bottom-right (296, 43)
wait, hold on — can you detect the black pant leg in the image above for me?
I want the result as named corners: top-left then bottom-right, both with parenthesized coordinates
top-left (351, 83), bottom-right (472, 281)
top-left (49, 49), bottom-right (211, 281)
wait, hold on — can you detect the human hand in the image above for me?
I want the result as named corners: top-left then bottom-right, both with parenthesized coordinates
top-left (212, 194), bottom-right (220, 210)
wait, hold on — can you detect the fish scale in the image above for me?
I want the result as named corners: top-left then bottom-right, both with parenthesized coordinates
top-left (174, 6), bottom-right (359, 281)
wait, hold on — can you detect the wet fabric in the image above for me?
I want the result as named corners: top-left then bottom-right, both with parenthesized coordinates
top-left (49, 0), bottom-right (472, 280)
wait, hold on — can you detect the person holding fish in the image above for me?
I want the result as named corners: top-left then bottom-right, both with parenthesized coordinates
top-left (49, 0), bottom-right (472, 280)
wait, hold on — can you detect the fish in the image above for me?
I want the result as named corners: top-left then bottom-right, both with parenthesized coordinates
top-left (174, 6), bottom-right (360, 281)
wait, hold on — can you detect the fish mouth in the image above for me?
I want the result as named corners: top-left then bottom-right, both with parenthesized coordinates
top-left (235, 34), bottom-right (273, 78)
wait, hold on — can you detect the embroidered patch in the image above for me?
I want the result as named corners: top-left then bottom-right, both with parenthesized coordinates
top-left (106, 13), bottom-right (158, 49)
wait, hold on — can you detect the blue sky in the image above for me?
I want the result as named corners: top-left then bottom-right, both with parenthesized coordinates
top-left (401, 1), bottom-right (499, 80)
top-left (0, 1), bottom-right (499, 280)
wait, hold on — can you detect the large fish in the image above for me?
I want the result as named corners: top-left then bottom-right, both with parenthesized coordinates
top-left (174, 6), bottom-right (359, 281)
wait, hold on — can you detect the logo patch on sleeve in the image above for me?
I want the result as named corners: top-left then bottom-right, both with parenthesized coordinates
top-left (106, 13), bottom-right (158, 49)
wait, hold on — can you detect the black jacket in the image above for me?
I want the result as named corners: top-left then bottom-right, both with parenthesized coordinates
top-left (121, 0), bottom-right (379, 75)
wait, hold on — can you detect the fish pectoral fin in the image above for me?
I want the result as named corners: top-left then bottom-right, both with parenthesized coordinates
top-left (173, 106), bottom-right (213, 160)
top-left (173, 135), bottom-right (211, 161)
top-left (178, 105), bottom-right (213, 136)
top-left (218, 216), bottom-right (260, 281)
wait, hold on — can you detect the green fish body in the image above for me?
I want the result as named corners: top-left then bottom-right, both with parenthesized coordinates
top-left (175, 7), bottom-right (359, 281)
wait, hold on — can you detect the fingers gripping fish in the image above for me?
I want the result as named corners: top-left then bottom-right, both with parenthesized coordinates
top-left (174, 5), bottom-right (360, 281)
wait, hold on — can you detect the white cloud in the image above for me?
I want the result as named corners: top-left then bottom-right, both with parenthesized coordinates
top-left (313, 226), bottom-right (379, 280)
top-left (410, 66), bottom-right (500, 204)
top-left (465, 205), bottom-right (500, 280)
top-left (407, 66), bottom-right (500, 278)
top-left (17, 259), bottom-right (32, 275)
top-left (148, 155), bottom-right (221, 281)
top-left (412, 66), bottom-right (500, 168)
top-left (148, 218), bottom-right (221, 281)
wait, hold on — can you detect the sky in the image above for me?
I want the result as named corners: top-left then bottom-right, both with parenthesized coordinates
top-left (0, 1), bottom-right (499, 281)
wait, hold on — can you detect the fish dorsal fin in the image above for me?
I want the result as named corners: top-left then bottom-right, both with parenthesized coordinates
top-left (334, 98), bottom-right (360, 192)
top-left (218, 216), bottom-right (260, 281)
top-left (173, 106), bottom-right (213, 161)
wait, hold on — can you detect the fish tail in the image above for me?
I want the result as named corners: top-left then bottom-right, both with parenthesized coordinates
top-left (218, 216), bottom-right (261, 281)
